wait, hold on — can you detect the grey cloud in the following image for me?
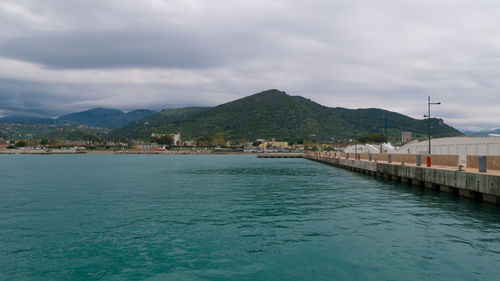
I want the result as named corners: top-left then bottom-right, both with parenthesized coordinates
top-left (0, 28), bottom-right (290, 70)
top-left (0, 77), bottom-right (222, 117)
top-left (0, 78), bottom-right (77, 117)
top-left (1, 0), bottom-right (500, 130)
top-left (0, 30), bottom-right (220, 69)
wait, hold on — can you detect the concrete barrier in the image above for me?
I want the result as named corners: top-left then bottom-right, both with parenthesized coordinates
top-left (353, 153), bottom-right (458, 166)
top-left (467, 155), bottom-right (500, 171)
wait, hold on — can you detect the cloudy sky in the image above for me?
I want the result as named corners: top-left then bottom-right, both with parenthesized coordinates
top-left (1, 0), bottom-right (500, 130)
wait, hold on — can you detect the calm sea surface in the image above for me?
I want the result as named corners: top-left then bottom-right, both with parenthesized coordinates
top-left (1, 154), bottom-right (499, 280)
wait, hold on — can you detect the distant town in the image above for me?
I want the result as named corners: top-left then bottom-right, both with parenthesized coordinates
top-left (3, 130), bottom-right (500, 165)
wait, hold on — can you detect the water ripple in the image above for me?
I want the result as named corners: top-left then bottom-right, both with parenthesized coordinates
top-left (0, 155), bottom-right (500, 280)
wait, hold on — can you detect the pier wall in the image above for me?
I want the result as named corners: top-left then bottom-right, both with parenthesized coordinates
top-left (315, 152), bottom-right (458, 166)
top-left (305, 155), bottom-right (500, 204)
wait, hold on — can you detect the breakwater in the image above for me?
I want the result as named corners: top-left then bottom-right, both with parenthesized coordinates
top-left (305, 154), bottom-right (500, 204)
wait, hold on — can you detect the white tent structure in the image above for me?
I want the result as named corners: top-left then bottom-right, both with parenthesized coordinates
top-left (342, 135), bottom-right (500, 165)
top-left (395, 135), bottom-right (500, 165)
top-left (343, 143), bottom-right (396, 154)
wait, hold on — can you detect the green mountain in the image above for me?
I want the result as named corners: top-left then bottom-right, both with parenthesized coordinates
top-left (37, 126), bottom-right (99, 141)
top-left (111, 89), bottom-right (462, 141)
top-left (57, 108), bottom-right (156, 128)
top-left (110, 107), bottom-right (210, 139)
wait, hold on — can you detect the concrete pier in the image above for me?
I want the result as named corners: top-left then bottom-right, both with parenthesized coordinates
top-left (305, 155), bottom-right (500, 204)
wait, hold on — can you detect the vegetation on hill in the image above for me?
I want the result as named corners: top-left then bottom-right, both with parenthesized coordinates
top-left (0, 122), bottom-right (109, 141)
top-left (151, 135), bottom-right (174, 146)
top-left (37, 126), bottom-right (98, 141)
top-left (111, 89), bottom-right (462, 142)
top-left (109, 107), bottom-right (209, 139)
top-left (359, 133), bottom-right (388, 144)
top-left (57, 108), bottom-right (156, 128)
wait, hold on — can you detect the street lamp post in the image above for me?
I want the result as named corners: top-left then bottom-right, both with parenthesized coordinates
top-left (354, 138), bottom-right (357, 160)
top-left (423, 96), bottom-right (441, 154)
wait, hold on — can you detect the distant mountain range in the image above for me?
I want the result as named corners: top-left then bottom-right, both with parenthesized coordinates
top-left (1, 89), bottom-right (463, 141)
top-left (0, 116), bottom-right (56, 124)
top-left (462, 129), bottom-right (500, 137)
top-left (0, 108), bottom-right (156, 128)
top-left (110, 89), bottom-right (462, 141)
top-left (57, 108), bottom-right (156, 128)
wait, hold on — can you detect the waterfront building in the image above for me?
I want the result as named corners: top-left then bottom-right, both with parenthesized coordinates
top-left (258, 140), bottom-right (289, 149)
top-left (401, 132), bottom-right (413, 143)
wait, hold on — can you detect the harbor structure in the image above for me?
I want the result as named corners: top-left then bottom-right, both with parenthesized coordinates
top-left (305, 152), bottom-right (500, 204)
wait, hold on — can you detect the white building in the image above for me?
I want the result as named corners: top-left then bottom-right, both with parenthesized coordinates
top-left (151, 132), bottom-right (181, 145)
top-left (401, 132), bottom-right (413, 143)
top-left (395, 135), bottom-right (500, 165)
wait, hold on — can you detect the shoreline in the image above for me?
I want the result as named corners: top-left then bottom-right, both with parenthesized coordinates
top-left (0, 149), bottom-right (260, 155)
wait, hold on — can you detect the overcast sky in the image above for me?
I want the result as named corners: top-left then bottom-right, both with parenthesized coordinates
top-left (1, 0), bottom-right (500, 130)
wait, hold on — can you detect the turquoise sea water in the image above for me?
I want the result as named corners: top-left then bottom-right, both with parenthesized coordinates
top-left (0, 154), bottom-right (499, 280)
